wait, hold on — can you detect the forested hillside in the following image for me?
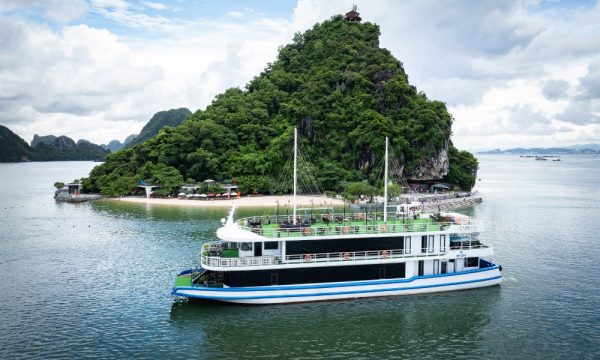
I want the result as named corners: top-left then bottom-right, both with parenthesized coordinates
top-left (126, 108), bottom-right (192, 148)
top-left (0, 125), bottom-right (34, 162)
top-left (83, 15), bottom-right (478, 196)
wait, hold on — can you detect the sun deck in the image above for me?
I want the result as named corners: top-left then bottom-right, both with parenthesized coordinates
top-left (235, 213), bottom-right (456, 239)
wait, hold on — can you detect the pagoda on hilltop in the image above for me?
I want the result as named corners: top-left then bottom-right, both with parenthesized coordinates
top-left (345, 5), bottom-right (361, 22)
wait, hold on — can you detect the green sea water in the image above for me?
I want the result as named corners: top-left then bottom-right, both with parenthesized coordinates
top-left (0, 156), bottom-right (599, 359)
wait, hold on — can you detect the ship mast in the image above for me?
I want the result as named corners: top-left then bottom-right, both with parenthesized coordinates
top-left (384, 136), bottom-right (389, 223)
top-left (293, 127), bottom-right (298, 225)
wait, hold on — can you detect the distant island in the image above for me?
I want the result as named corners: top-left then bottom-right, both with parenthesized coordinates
top-left (101, 134), bottom-right (138, 153)
top-left (100, 108), bottom-right (191, 152)
top-left (0, 108), bottom-right (191, 162)
top-left (477, 144), bottom-right (600, 155)
top-left (0, 125), bottom-right (109, 162)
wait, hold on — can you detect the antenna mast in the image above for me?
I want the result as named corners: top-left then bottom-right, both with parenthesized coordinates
top-left (384, 136), bottom-right (388, 223)
top-left (293, 127), bottom-right (298, 225)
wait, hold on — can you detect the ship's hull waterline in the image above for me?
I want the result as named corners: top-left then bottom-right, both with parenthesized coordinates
top-left (172, 266), bottom-right (502, 304)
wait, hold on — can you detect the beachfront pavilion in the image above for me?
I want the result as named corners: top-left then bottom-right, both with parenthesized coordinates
top-left (138, 181), bottom-right (159, 199)
top-left (220, 184), bottom-right (239, 198)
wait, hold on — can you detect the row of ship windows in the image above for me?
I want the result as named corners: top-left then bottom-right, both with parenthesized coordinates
top-left (240, 235), bottom-right (449, 254)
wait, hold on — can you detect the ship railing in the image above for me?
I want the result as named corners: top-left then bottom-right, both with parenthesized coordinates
top-left (236, 221), bottom-right (457, 238)
top-left (202, 255), bottom-right (281, 268)
top-left (237, 212), bottom-right (479, 224)
top-left (200, 247), bottom-right (447, 268)
top-left (450, 243), bottom-right (489, 250)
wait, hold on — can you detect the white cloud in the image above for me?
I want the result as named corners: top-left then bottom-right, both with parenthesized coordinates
top-left (578, 59), bottom-right (600, 99)
top-left (227, 11), bottom-right (244, 19)
top-left (141, 1), bottom-right (167, 11)
top-left (0, 0), bottom-right (88, 23)
top-left (0, 8), bottom-right (291, 144)
top-left (541, 79), bottom-right (570, 100)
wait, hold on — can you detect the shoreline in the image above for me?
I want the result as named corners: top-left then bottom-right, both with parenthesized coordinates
top-left (103, 195), bottom-right (344, 208)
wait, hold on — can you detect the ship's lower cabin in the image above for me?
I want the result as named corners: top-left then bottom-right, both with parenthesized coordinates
top-left (197, 257), bottom-right (488, 288)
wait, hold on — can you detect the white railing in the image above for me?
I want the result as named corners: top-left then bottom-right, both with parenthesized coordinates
top-left (202, 255), bottom-right (281, 268)
top-left (200, 247), bottom-right (458, 269)
top-left (237, 221), bottom-right (454, 239)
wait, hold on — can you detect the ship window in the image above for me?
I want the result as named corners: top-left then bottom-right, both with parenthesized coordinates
top-left (421, 236), bottom-right (427, 253)
top-left (428, 235), bottom-right (434, 253)
top-left (440, 235), bottom-right (446, 252)
top-left (433, 260), bottom-right (439, 274)
top-left (264, 241), bottom-right (279, 250)
top-left (464, 257), bottom-right (479, 268)
top-left (404, 236), bottom-right (411, 254)
top-left (418, 260), bottom-right (424, 276)
top-left (240, 242), bottom-right (252, 251)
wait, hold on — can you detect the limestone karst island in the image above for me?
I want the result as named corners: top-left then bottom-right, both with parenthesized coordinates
top-left (80, 11), bottom-right (478, 200)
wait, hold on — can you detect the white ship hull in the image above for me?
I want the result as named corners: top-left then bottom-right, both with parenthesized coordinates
top-left (173, 266), bottom-right (501, 304)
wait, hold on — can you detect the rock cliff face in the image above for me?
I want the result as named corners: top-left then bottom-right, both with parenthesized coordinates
top-left (31, 134), bottom-right (56, 147)
top-left (407, 143), bottom-right (449, 181)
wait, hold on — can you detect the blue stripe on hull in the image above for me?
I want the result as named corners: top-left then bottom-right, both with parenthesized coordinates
top-left (173, 273), bottom-right (502, 301)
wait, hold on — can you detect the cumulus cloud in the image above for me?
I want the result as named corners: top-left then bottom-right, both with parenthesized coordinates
top-left (500, 104), bottom-right (554, 135)
top-left (0, 0), bottom-right (87, 23)
top-left (0, 18), bottom-right (162, 124)
top-left (541, 79), bottom-right (570, 100)
top-left (0, 5), bottom-right (291, 143)
top-left (557, 100), bottom-right (600, 125)
top-left (578, 59), bottom-right (600, 99)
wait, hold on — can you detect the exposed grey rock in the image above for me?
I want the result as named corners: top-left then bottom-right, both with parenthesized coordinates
top-left (407, 142), bottom-right (449, 181)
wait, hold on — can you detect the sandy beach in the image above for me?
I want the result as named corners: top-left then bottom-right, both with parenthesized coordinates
top-left (105, 195), bottom-right (344, 208)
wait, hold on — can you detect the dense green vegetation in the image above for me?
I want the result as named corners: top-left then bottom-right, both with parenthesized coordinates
top-left (126, 108), bottom-right (192, 148)
top-left (444, 145), bottom-right (478, 190)
top-left (0, 125), bottom-right (109, 162)
top-left (32, 138), bottom-right (109, 161)
top-left (83, 15), bottom-right (478, 196)
top-left (0, 125), bottom-right (35, 162)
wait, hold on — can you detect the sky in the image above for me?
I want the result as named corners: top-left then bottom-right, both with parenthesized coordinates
top-left (0, 0), bottom-right (599, 151)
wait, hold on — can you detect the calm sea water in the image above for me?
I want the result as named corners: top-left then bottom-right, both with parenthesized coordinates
top-left (1, 156), bottom-right (599, 359)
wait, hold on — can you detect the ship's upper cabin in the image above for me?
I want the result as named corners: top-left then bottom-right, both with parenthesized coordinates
top-left (216, 205), bottom-right (483, 242)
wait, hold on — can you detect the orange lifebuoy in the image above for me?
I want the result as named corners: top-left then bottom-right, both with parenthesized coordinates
top-left (342, 226), bottom-right (350, 234)
top-left (343, 252), bottom-right (351, 260)
top-left (304, 254), bottom-right (312, 262)
top-left (379, 225), bottom-right (388, 232)
top-left (303, 227), bottom-right (312, 235)
top-left (381, 250), bottom-right (390, 258)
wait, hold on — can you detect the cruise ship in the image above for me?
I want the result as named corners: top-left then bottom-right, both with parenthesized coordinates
top-left (172, 131), bottom-right (502, 304)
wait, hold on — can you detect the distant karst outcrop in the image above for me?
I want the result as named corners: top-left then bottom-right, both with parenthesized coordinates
top-left (0, 125), bottom-right (109, 162)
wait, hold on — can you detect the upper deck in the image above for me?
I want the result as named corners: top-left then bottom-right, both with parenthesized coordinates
top-left (216, 209), bottom-right (483, 242)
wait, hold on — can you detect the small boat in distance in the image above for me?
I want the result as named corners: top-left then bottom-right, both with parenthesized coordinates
top-left (172, 130), bottom-right (502, 304)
